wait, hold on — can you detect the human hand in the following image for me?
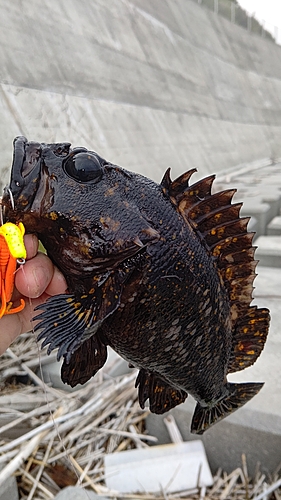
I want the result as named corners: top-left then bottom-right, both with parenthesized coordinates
top-left (0, 234), bottom-right (67, 355)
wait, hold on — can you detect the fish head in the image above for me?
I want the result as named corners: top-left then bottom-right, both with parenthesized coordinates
top-left (2, 136), bottom-right (159, 283)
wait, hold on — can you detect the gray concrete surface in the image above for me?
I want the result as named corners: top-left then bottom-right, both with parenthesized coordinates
top-left (53, 487), bottom-right (108, 500)
top-left (267, 216), bottom-right (281, 235)
top-left (1, 0), bottom-right (281, 191)
top-left (215, 162), bottom-right (281, 240)
top-left (255, 236), bottom-right (281, 267)
top-left (0, 463), bottom-right (18, 500)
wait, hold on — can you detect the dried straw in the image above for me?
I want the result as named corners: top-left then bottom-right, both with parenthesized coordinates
top-left (0, 331), bottom-right (280, 499)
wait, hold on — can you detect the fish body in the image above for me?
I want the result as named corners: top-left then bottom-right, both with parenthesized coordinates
top-left (2, 136), bottom-right (270, 433)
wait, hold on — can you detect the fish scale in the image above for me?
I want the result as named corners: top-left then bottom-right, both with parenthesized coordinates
top-left (2, 136), bottom-right (270, 434)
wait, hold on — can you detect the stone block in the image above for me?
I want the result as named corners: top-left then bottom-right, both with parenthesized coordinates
top-left (255, 236), bottom-right (281, 267)
top-left (146, 402), bottom-right (281, 477)
top-left (241, 201), bottom-right (271, 237)
top-left (0, 464), bottom-right (19, 500)
top-left (267, 215), bottom-right (281, 235)
top-left (104, 441), bottom-right (213, 493)
top-left (53, 486), bottom-right (108, 500)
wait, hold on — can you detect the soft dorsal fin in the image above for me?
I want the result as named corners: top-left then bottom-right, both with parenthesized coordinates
top-left (161, 168), bottom-right (270, 371)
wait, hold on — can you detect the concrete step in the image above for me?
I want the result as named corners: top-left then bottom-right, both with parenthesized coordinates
top-left (212, 189), bottom-right (280, 239)
top-left (240, 200), bottom-right (271, 238)
top-left (53, 487), bottom-right (107, 500)
top-left (216, 164), bottom-right (281, 239)
top-left (0, 464), bottom-right (18, 500)
top-left (267, 216), bottom-right (281, 235)
top-left (255, 236), bottom-right (281, 267)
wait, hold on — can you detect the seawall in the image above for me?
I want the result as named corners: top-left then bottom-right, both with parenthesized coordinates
top-left (1, 0), bottom-right (281, 188)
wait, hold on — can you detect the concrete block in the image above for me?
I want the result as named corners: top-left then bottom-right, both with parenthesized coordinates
top-left (241, 201), bottom-right (271, 237)
top-left (219, 170), bottom-right (281, 228)
top-left (1, 0), bottom-right (281, 181)
top-left (267, 215), bottom-right (281, 235)
top-left (53, 486), bottom-right (108, 500)
top-left (247, 215), bottom-right (258, 235)
top-left (0, 464), bottom-right (19, 500)
top-left (146, 402), bottom-right (281, 477)
top-left (255, 236), bottom-right (281, 267)
top-left (104, 441), bottom-right (213, 494)
top-left (262, 191), bottom-right (281, 223)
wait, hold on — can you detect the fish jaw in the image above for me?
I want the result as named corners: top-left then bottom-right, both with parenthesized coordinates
top-left (3, 136), bottom-right (42, 216)
top-left (2, 136), bottom-right (70, 222)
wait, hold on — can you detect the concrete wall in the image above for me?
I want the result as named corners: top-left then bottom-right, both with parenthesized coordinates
top-left (1, 0), bottom-right (281, 188)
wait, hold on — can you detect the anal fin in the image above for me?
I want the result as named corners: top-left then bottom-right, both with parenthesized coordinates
top-left (135, 368), bottom-right (187, 414)
top-left (191, 382), bottom-right (263, 435)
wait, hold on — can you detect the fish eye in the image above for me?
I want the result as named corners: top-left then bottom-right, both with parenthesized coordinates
top-left (63, 152), bottom-right (103, 183)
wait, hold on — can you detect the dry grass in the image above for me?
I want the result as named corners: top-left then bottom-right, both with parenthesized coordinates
top-left (0, 332), bottom-right (280, 500)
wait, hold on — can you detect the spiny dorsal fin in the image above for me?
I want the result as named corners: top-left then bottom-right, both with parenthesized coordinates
top-left (194, 203), bottom-right (243, 231)
top-left (161, 168), bottom-right (197, 198)
top-left (163, 169), bottom-right (269, 370)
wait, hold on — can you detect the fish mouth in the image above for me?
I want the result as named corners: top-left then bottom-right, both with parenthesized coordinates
top-left (2, 136), bottom-right (71, 222)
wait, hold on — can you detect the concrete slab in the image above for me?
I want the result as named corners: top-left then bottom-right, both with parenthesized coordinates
top-left (1, 0), bottom-right (281, 185)
top-left (53, 487), bottom-right (108, 500)
top-left (267, 216), bottom-right (281, 235)
top-left (255, 236), bottom-right (281, 267)
top-left (0, 464), bottom-right (18, 500)
top-left (261, 196), bottom-right (280, 226)
top-left (147, 265), bottom-right (281, 476)
top-left (247, 215), bottom-right (258, 234)
top-left (104, 441), bottom-right (213, 493)
top-left (240, 201), bottom-right (271, 237)
top-left (262, 191), bottom-right (281, 222)
top-left (217, 163), bottom-right (281, 239)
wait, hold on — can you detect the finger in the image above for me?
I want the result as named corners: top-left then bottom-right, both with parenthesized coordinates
top-left (0, 292), bottom-right (50, 355)
top-left (24, 234), bottom-right (39, 260)
top-left (0, 316), bottom-right (22, 355)
top-left (15, 253), bottom-right (54, 298)
top-left (45, 266), bottom-right (67, 296)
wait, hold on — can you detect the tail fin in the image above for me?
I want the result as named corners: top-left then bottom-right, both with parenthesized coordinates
top-left (191, 382), bottom-right (264, 435)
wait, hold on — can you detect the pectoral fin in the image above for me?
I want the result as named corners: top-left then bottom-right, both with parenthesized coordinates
top-left (34, 270), bottom-right (127, 362)
top-left (61, 334), bottom-right (107, 387)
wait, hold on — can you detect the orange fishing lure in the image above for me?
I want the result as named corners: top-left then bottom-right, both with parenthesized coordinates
top-left (0, 222), bottom-right (26, 318)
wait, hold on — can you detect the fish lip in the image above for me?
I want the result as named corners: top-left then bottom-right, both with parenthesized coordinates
top-left (2, 136), bottom-right (43, 215)
top-left (12, 136), bottom-right (42, 184)
top-left (2, 137), bottom-right (72, 218)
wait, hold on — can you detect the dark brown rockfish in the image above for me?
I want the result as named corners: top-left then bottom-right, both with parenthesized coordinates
top-left (2, 136), bottom-right (270, 434)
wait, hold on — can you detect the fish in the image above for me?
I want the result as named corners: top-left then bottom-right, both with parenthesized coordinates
top-left (2, 136), bottom-right (270, 434)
